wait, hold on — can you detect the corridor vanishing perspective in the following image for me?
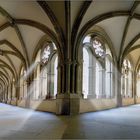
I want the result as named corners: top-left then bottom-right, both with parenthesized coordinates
top-left (0, 0), bottom-right (140, 139)
top-left (0, 0), bottom-right (140, 115)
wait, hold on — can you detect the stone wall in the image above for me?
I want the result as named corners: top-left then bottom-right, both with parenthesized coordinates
top-left (79, 98), bottom-right (117, 113)
top-left (17, 99), bottom-right (26, 108)
top-left (122, 98), bottom-right (134, 106)
top-left (30, 100), bottom-right (56, 113)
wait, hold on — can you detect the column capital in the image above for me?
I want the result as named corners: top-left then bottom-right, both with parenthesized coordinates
top-left (77, 60), bottom-right (83, 66)
top-left (57, 59), bottom-right (73, 68)
top-left (71, 60), bottom-right (78, 66)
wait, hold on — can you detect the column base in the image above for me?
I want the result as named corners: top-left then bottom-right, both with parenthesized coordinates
top-left (117, 95), bottom-right (122, 107)
top-left (56, 94), bottom-right (80, 115)
top-left (25, 98), bottom-right (30, 108)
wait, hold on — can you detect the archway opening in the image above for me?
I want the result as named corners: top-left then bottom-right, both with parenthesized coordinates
top-left (33, 42), bottom-right (58, 100)
top-left (82, 35), bottom-right (114, 99)
top-left (121, 59), bottom-right (132, 98)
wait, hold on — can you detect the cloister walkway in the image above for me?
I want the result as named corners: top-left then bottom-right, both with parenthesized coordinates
top-left (0, 103), bottom-right (140, 139)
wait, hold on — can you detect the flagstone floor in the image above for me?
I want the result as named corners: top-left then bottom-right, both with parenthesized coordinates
top-left (0, 103), bottom-right (140, 139)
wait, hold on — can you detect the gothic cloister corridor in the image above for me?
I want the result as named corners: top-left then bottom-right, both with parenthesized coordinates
top-left (1, 0), bottom-right (140, 139)
top-left (0, 103), bottom-right (140, 140)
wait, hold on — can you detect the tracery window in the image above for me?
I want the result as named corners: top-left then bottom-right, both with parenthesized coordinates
top-left (20, 67), bottom-right (27, 100)
top-left (33, 42), bottom-right (58, 100)
top-left (105, 54), bottom-right (113, 98)
top-left (12, 78), bottom-right (16, 99)
top-left (121, 59), bottom-right (132, 98)
top-left (92, 39), bottom-right (105, 57)
top-left (35, 64), bottom-right (40, 99)
top-left (136, 69), bottom-right (140, 97)
top-left (82, 35), bottom-right (113, 99)
top-left (41, 44), bottom-right (51, 64)
top-left (83, 47), bottom-right (89, 98)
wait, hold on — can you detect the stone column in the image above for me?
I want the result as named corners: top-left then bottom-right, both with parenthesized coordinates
top-left (71, 61), bottom-right (76, 93)
top-left (106, 71), bottom-right (112, 98)
top-left (2, 91), bottom-right (4, 102)
top-left (5, 86), bottom-right (8, 103)
top-left (125, 75), bottom-right (128, 97)
top-left (87, 66), bottom-right (96, 98)
top-left (46, 62), bottom-right (51, 98)
top-left (98, 68), bottom-right (105, 98)
top-left (57, 62), bottom-right (62, 95)
top-left (128, 71), bottom-right (132, 97)
top-left (24, 81), bottom-right (27, 98)
top-left (112, 65), bottom-right (115, 98)
top-left (117, 66), bottom-right (122, 107)
top-left (15, 80), bottom-right (20, 105)
top-left (56, 60), bottom-right (80, 115)
top-left (76, 60), bottom-right (83, 97)
top-left (40, 76), bottom-right (43, 99)
top-left (121, 74), bottom-right (125, 97)
top-left (56, 60), bottom-right (71, 115)
top-left (10, 83), bottom-right (12, 103)
top-left (25, 75), bottom-right (33, 108)
top-left (65, 59), bottom-right (71, 93)
top-left (70, 61), bottom-right (80, 114)
top-left (133, 71), bottom-right (137, 104)
top-left (50, 70), bottom-right (55, 98)
top-left (4, 91), bottom-right (6, 102)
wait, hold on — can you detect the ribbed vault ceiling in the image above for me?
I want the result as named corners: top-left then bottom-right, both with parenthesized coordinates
top-left (0, 0), bottom-right (139, 90)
